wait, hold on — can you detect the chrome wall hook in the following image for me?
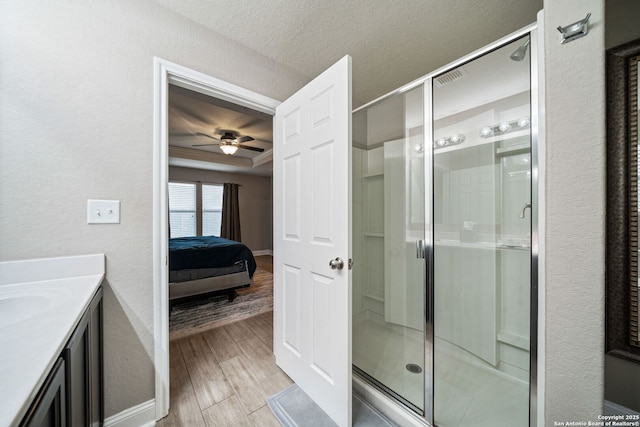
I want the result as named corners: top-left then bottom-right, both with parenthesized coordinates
top-left (557, 13), bottom-right (591, 44)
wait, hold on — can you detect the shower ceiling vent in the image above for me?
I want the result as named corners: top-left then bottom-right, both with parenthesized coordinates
top-left (434, 66), bottom-right (468, 87)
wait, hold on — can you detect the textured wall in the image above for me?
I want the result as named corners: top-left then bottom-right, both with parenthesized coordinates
top-left (543, 0), bottom-right (606, 423)
top-left (604, 0), bottom-right (640, 413)
top-left (169, 166), bottom-right (273, 252)
top-left (0, 0), bottom-right (306, 417)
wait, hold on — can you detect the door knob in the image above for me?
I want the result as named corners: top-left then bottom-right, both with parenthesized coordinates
top-left (329, 257), bottom-right (344, 270)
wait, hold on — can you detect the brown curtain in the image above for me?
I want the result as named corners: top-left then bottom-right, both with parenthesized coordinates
top-left (220, 183), bottom-right (241, 242)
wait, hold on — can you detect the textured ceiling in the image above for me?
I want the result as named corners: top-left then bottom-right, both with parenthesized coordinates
top-left (155, 0), bottom-right (542, 104)
top-left (161, 0), bottom-right (542, 175)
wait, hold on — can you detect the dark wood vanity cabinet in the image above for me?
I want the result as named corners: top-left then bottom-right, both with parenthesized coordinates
top-left (88, 288), bottom-right (103, 427)
top-left (63, 287), bottom-right (103, 427)
top-left (20, 286), bottom-right (103, 427)
top-left (20, 358), bottom-right (67, 427)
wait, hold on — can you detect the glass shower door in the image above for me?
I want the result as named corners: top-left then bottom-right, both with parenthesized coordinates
top-left (352, 86), bottom-right (426, 412)
top-left (432, 36), bottom-right (532, 427)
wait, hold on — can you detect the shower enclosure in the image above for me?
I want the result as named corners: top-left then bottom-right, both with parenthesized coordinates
top-left (352, 30), bottom-right (538, 427)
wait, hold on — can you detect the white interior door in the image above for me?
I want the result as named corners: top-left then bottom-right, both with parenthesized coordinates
top-left (273, 55), bottom-right (352, 427)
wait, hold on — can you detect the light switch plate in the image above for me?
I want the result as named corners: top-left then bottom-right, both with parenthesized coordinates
top-left (87, 199), bottom-right (120, 224)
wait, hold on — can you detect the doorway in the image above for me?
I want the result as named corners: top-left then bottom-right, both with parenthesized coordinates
top-left (153, 57), bottom-right (280, 419)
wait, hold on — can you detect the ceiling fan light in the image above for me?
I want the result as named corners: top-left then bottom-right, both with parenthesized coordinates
top-left (220, 144), bottom-right (238, 155)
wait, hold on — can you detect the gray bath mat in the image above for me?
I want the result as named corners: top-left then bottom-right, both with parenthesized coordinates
top-left (267, 384), bottom-right (396, 426)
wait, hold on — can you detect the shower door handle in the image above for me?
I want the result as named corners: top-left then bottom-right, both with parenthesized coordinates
top-left (416, 240), bottom-right (426, 259)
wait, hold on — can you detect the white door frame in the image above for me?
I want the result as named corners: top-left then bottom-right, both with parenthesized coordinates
top-left (152, 57), bottom-right (280, 419)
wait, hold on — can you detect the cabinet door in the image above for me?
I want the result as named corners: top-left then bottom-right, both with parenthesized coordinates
top-left (64, 286), bottom-right (103, 427)
top-left (21, 358), bottom-right (66, 427)
top-left (64, 312), bottom-right (89, 427)
top-left (88, 288), bottom-right (103, 427)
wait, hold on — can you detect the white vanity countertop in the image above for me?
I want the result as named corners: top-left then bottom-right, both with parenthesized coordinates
top-left (0, 254), bottom-right (105, 427)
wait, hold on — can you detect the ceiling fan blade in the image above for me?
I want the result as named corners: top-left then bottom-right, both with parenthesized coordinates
top-left (171, 105), bottom-right (213, 126)
top-left (195, 132), bottom-right (219, 140)
top-left (170, 132), bottom-right (200, 137)
top-left (237, 118), bottom-right (264, 130)
top-left (237, 136), bottom-right (255, 143)
top-left (237, 145), bottom-right (264, 152)
top-left (192, 143), bottom-right (218, 147)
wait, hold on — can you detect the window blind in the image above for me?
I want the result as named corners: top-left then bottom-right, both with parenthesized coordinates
top-left (202, 184), bottom-right (223, 236)
top-left (168, 182), bottom-right (196, 237)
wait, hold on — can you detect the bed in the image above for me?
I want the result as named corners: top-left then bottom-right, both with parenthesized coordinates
top-left (168, 235), bottom-right (257, 305)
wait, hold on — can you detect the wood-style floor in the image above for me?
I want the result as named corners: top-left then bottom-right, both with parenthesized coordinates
top-left (254, 255), bottom-right (273, 274)
top-left (158, 256), bottom-right (289, 427)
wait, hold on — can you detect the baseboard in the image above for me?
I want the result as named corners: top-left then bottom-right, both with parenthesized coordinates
top-left (253, 249), bottom-right (273, 256)
top-left (105, 399), bottom-right (156, 427)
top-left (604, 400), bottom-right (640, 417)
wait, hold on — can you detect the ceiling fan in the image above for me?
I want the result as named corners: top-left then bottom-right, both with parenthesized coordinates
top-left (192, 130), bottom-right (264, 155)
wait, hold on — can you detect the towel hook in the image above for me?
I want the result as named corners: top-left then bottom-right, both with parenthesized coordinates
top-left (557, 13), bottom-right (591, 44)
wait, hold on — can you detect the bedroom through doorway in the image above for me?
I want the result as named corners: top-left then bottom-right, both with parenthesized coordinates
top-left (166, 82), bottom-right (276, 339)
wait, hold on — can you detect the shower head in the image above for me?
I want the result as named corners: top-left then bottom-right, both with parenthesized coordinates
top-left (510, 39), bottom-right (530, 62)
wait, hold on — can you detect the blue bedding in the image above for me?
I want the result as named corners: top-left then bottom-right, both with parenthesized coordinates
top-left (169, 236), bottom-right (256, 278)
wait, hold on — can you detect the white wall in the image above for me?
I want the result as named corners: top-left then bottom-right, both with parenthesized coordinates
top-left (604, 0), bottom-right (640, 413)
top-left (169, 166), bottom-right (273, 252)
top-left (0, 0), bottom-right (307, 418)
top-left (543, 0), bottom-right (606, 423)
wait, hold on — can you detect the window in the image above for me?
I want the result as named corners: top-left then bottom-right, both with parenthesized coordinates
top-left (168, 181), bottom-right (224, 237)
top-left (168, 182), bottom-right (196, 237)
top-left (202, 184), bottom-right (223, 236)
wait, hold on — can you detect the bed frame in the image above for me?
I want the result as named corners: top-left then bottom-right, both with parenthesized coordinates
top-left (168, 260), bottom-right (253, 305)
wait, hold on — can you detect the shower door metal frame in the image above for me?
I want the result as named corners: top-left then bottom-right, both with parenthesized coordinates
top-left (351, 23), bottom-right (541, 427)
top-left (423, 75), bottom-right (435, 425)
top-left (528, 23), bottom-right (542, 427)
top-left (425, 25), bottom-right (541, 427)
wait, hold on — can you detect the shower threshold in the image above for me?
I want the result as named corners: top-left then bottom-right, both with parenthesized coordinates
top-left (353, 365), bottom-right (423, 417)
top-left (353, 369), bottom-right (432, 427)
